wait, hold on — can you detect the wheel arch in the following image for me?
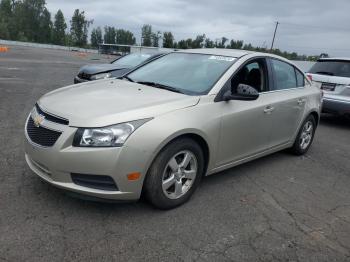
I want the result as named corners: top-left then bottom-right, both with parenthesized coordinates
top-left (144, 130), bottom-right (212, 179)
top-left (309, 111), bottom-right (320, 126)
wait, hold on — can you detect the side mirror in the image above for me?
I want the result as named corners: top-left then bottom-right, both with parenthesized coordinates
top-left (223, 84), bottom-right (259, 101)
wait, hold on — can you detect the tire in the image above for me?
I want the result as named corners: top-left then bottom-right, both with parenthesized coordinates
top-left (144, 138), bottom-right (205, 210)
top-left (290, 115), bottom-right (316, 155)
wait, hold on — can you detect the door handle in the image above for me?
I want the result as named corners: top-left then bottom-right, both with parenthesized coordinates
top-left (297, 98), bottom-right (306, 105)
top-left (264, 106), bottom-right (275, 114)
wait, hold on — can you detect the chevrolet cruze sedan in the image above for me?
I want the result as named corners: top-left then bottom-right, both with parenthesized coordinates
top-left (25, 49), bottom-right (322, 209)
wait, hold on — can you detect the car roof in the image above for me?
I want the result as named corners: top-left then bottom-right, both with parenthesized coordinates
top-left (318, 57), bottom-right (350, 62)
top-left (179, 48), bottom-right (253, 58)
top-left (176, 48), bottom-right (292, 61)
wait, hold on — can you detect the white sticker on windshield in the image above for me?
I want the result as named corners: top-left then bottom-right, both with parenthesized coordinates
top-left (209, 56), bottom-right (235, 62)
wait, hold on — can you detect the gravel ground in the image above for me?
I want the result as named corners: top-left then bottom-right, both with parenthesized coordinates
top-left (0, 45), bottom-right (349, 262)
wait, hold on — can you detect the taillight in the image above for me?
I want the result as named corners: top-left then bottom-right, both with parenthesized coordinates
top-left (306, 74), bottom-right (312, 81)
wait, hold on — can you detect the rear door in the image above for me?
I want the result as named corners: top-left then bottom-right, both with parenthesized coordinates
top-left (266, 58), bottom-right (308, 146)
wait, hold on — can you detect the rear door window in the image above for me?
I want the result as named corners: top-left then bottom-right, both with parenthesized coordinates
top-left (309, 60), bottom-right (350, 77)
top-left (271, 59), bottom-right (297, 90)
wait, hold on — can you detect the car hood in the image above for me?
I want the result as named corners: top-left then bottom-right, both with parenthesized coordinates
top-left (38, 79), bottom-right (200, 127)
top-left (79, 63), bottom-right (126, 75)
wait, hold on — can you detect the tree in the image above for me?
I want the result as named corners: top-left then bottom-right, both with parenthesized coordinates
top-left (38, 7), bottom-right (52, 43)
top-left (104, 26), bottom-right (116, 44)
top-left (192, 34), bottom-right (205, 48)
top-left (141, 24), bottom-right (152, 46)
top-left (204, 38), bottom-right (215, 48)
top-left (52, 9), bottom-right (67, 45)
top-left (116, 29), bottom-right (135, 45)
top-left (13, 0), bottom-right (48, 42)
top-left (90, 26), bottom-right (102, 48)
top-left (163, 31), bottom-right (174, 48)
top-left (216, 37), bottom-right (228, 48)
top-left (177, 39), bottom-right (189, 49)
top-left (0, 0), bottom-right (12, 39)
top-left (151, 30), bottom-right (161, 47)
top-left (227, 39), bottom-right (244, 49)
top-left (70, 9), bottom-right (92, 47)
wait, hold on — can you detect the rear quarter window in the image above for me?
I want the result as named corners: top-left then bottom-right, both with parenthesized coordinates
top-left (295, 69), bottom-right (305, 87)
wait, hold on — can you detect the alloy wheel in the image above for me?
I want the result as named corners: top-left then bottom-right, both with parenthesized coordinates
top-left (161, 150), bottom-right (198, 199)
top-left (299, 120), bottom-right (314, 150)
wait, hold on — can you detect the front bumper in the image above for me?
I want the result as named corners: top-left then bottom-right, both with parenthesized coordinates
top-left (322, 96), bottom-right (350, 116)
top-left (24, 117), bottom-right (153, 201)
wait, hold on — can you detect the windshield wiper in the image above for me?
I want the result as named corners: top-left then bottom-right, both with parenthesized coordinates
top-left (136, 81), bottom-right (184, 94)
top-left (117, 75), bottom-right (134, 82)
top-left (315, 71), bottom-right (334, 76)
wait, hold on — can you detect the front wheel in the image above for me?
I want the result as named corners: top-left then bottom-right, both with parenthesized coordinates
top-left (144, 138), bottom-right (205, 209)
top-left (290, 115), bottom-right (316, 155)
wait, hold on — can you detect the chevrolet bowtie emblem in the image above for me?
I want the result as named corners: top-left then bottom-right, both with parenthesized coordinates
top-left (33, 114), bottom-right (45, 127)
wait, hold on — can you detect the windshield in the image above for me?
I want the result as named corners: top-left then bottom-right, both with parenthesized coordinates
top-left (126, 53), bottom-right (236, 95)
top-left (309, 60), bottom-right (350, 77)
top-left (113, 53), bottom-right (152, 67)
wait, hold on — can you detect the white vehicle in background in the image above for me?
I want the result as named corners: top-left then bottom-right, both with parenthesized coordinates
top-left (307, 58), bottom-right (350, 117)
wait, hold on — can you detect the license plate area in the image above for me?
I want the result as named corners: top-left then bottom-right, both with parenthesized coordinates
top-left (321, 83), bottom-right (336, 91)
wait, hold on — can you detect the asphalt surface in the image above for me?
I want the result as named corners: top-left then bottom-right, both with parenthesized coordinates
top-left (0, 46), bottom-right (349, 262)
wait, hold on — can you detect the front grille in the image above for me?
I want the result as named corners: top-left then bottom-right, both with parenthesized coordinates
top-left (36, 104), bottom-right (69, 125)
top-left (78, 72), bottom-right (91, 80)
top-left (26, 117), bottom-right (62, 147)
top-left (71, 173), bottom-right (119, 191)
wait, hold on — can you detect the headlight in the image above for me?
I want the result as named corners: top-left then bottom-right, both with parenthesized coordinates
top-left (90, 72), bottom-right (112, 80)
top-left (73, 119), bottom-right (151, 147)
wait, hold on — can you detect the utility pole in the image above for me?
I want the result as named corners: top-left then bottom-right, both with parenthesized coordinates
top-left (270, 21), bottom-right (279, 51)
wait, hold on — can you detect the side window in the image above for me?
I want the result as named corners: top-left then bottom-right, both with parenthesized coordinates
top-left (295, 69), bottom-right (305, 87)
top-left (271, 59), bottom-right (297, 90)
top-left (230, 59), bottom-right (268, 93)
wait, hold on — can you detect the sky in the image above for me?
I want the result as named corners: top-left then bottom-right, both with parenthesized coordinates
top-left (46, 0), bottom-right (350, 56)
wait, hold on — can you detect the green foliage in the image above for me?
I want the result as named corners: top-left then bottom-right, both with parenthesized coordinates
top-left (70, 9), bottom-right (92, 47)
top-left (194, 34), bottom-right (206, 48)
top-left (227, 39), bottom-right (243, 49)
top-left (151, 31), bottom-right (161, 47)
top-left (104, 26), bottom-right (116, 44)
top-left (90, 27), bottom-right (102, 48)
top-left (163, 31), bottom-right (174, 48)
top-left (38, 7), bottom-right (52, 43)
top-left (141, 24), bottom-right (152, 47)
top-left (52, 9), bottom-right (66, 45)
top-left (0, 0), bottom-right (11, 38)
top-left (204, 38), bottom-right (215, 48)
top-left (116, 29), bottom-right (135, 45)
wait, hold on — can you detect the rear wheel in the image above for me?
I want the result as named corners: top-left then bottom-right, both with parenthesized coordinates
top-left (144, 138), bottom-right (204, 209)
top-left (291, 115), bottom-right (316, 155)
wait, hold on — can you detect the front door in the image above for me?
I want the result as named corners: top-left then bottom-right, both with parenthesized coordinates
top-left (216, 58), bottom-right (275, 167)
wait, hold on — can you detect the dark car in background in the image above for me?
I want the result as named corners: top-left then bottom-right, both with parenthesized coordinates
top-left (74, 52), bottom-right (165, 83)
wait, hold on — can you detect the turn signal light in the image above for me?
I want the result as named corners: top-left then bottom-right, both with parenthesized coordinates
top-left (306, 74), bottom-right (312, 81)
top-left (127, 172), bottom-right (141, 181)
